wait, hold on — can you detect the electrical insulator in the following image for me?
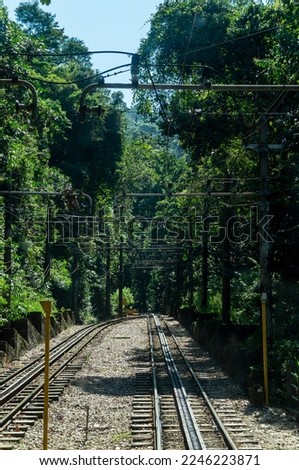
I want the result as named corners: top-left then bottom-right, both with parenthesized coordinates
top-left (131, 54), bottom-right (140, 88)
top-left (64, 188), bottom-right (79, 212)
top-left (15, 100), bottom-right (32, 114)
top-left (201, 66), bottom-right (212, 89)
top-left (95, 105), bottom-right (103, 116)
top-left (79, 105), bottom-right (104, 122)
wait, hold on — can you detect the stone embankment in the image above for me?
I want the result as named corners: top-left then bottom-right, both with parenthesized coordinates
top-left (0, 310), bottom-right (75, 365)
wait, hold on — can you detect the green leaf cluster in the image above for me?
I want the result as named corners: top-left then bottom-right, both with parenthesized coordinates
top-left (0, 2), bottom-right (125, 323)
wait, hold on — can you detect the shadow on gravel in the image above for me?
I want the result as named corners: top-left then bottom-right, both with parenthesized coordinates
top-left (71, 345), bottom-right (151, 396)
top-left (243, 404), bottom-right (299, 431)
top-left (72, 375), bottom-right (136, 396)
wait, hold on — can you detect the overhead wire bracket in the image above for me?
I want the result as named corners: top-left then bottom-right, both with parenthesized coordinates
top-left (0, 78), bottom-right (38, 121)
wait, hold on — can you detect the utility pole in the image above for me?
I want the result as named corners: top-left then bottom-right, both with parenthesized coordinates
top-left (201, 181), bottom-right (211, 312)
top-left (258, 117), bottom-right (272, 337)
top-left (116, 203), bottom-right (125, 318)
top-left (221, 180), bottom-right (233, 324)
top-left (105, 238), bottom-right (111, 318)
top-left (188, 238), bottom-right (194, 306)
top-left (245, 116), bottom-right (282, 339)
top-left (244, 116), bottom-right (283, 405)
top-left (188, 211), bottom-right (194, 306)
top-left (44, 202), bottom-right (54, 282)
top-left (174, 241), bottom-right (183, 317)
top-left (118, 235), bottom-right (124, 317)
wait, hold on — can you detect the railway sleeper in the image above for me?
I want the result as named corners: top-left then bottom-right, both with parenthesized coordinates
top-left (47, 395), bottom-right (61, 401)
top-left (0, 437), bottom-right (21, 443)
top-left (160, 408), bottom-right (177, 415)
top-left (229, 431), bottom-right (255, 437)
top-left (1, 407), bottom-right (15, 413)
top-left (7, 424), bottom-right (28, 431)
top-left (49, 387), bottom-right (67, 392)
top-left (51, 380), bottom-right (70, 385)
top-left (26, 406), bottom-right (44, 412)
top-left (226, 423), bottom-right (249, 429)
top-left (13, 418), bottom-right (35, 424)
top-left (131, 423), bottom-right (152, 429)
top-left (2, 430), bottom-right (25, 437)
top-left (162, 415), bottom-right (181, 422)
top-left (132, 398), bottom-right (152, 405)
top-left (131, 419), bottom-right (153, 426)
top-left (132, 408), bottom-right (152, 413)
top-left (132, 405), bottom-right (153, 411)
top-left (21, 411), bottom-right (43, 418)
top-left (132, 416), bottom-right (152, 422)
top-left (131, 442), bottom-right (153, 448)
top-left (131, 428), bottom-right (154, 435)
top-left (132, 395), bottom-right (152, 400)
top-left (131, 431), bottom-right (153, 437)
top-left (238, 443), bottom-right (261, 449)
top-left (132, 442), bottom-right (153, 446)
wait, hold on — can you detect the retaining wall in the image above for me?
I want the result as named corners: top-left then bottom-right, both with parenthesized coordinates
top-left (177, 308), bottom-right (299, 409)
top-left (177, 309), bottom-right (263, 404)
top-left (0, 310), bottom-right (75, 366)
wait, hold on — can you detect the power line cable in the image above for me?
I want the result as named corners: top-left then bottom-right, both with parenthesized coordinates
top-left (176, 26), bottom-right (278, 58)
top-left (244, 67), bottom-right (299, 141)
top-left (143, 58), bottom-right (169, 126)
top-left (159, 6), bottom-right (200, 161)
top-left (3, 64), bottom-right (131, 86)
top-left (1, 49), bottom-right (137, 58)
top-left (0, 26), bottom-right (278, 63)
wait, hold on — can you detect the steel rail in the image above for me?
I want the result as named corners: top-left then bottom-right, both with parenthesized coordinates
top-left (153, 314), bottom-right (206, 450)
top-left (0, 324), bottom-right (97, 406)
top-left (0, 318), bottom-right (124, 429)
top-left (147, 315), bottom-right (162, 450)
top-left (165, 320), bottom-right (238, 450)
top-left (0, 324), bottom-right (94, 388)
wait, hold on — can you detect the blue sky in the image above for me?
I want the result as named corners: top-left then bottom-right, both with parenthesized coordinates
top-left (5, 0), bottom-right (162, 104)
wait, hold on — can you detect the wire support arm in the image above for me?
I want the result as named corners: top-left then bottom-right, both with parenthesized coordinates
top-left (0, 78), bottom-right (38, 121)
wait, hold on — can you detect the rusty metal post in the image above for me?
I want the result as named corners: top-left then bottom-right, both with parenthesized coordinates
top-left (40, 300), bottom-right (52, 450)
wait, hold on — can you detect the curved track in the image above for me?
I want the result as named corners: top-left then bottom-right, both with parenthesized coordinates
top-left (0, 319), bottom-right (123, 448)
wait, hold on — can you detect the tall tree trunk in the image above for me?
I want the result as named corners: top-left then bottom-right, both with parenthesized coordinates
top-left (3, 175), bottom-right (12, 313)
top-left (105, 242), bottom-right (111, 318)
top-left (221, 181), bottom-right (232, 324)
top-left (201, 181), bottom-right (211, 311)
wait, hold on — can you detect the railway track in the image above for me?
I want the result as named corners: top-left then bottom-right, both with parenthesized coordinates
top-left (131, 314), bottom-right (261, 450)
top-left (0, 318), bottom-right (124, 449)
top-left (0, 314), bottom-right (262, 450)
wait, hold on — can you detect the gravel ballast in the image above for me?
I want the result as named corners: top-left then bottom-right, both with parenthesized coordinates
top-left (8, 316), bottom-right (299, 450)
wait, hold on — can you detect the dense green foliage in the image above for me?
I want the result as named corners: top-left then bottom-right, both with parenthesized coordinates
top-left (133, 0), bottom-right (299, 403)
top-left (1, 0), bottom-right (299, 404)
top-left (0, 1), bottom-right (124, 322)
top-left (135, 0), bottom-right (299, 316)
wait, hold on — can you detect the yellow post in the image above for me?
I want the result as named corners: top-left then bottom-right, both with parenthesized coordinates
top-left (261, 293), bottom-right (269, 405)
top-left (40, 300), bottom-right (52, 450)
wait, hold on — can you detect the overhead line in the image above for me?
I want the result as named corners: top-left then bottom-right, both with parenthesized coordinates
top-left (1, 50), bottom-right (137, 58)
top-left (177, 26), bottom-right (278, 57)
top-left (111, 83), bottom-right (299, 92)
